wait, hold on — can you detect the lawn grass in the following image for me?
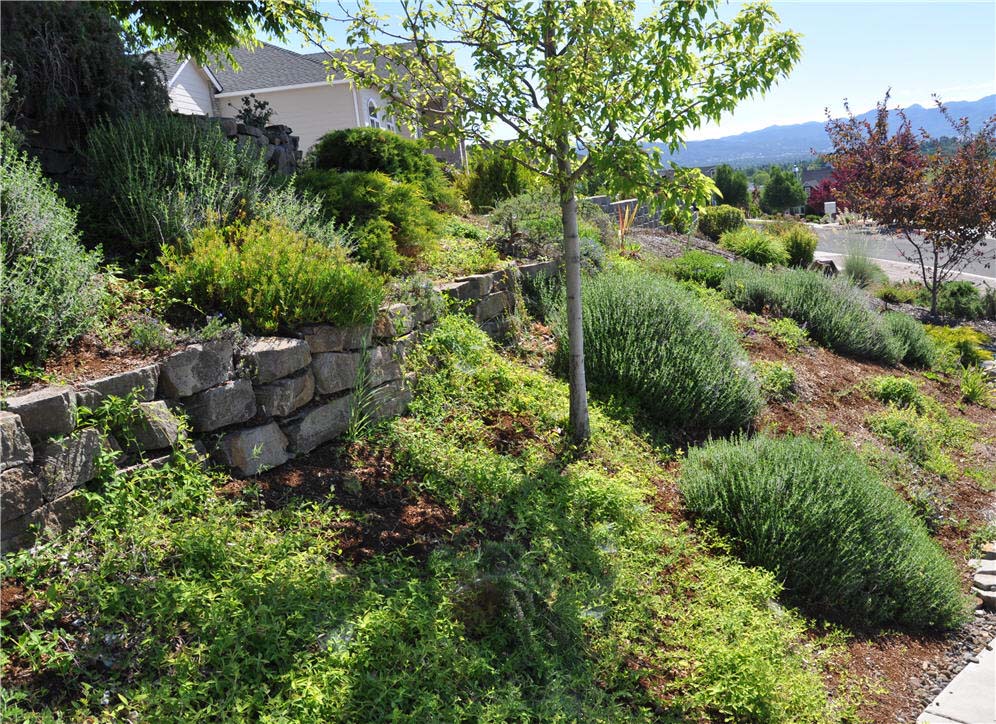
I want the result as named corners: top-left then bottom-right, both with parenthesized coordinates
top-left (1, 315), bottom-right (848, 723)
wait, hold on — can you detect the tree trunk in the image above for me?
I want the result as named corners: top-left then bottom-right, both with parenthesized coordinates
top-left (930, 247), bottom-right (939, 316)
top-left (558, 160), bottom-right (590, 447)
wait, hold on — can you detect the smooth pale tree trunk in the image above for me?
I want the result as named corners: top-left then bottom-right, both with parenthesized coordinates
top-left (557, 157), bottom-right (590, 447)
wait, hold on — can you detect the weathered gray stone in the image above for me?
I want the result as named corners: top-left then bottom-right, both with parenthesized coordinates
top-left (312, 352), bottom-right (362, 396)
top-left (368, 346), bottom-right (402, 388)
top-left (1, 466), bottom-right (43, 524)
top-left (973, 573), bottom-right (996, 591)
top-left (297, 324), bottom-right (370, 353)
top-left (490, 267), bottom-right (520, 292)
top-left (394, 332), bottom-right (417, 358)
top-left (255, 369), bottom-right (315, 417)
top-left (182, 379), bottom-right (256, 432)
top-left (280, 396), bottom-right (352, 454)
top-left (474, 291), bottom-right (512, 323)
top-left (244, 337), bottom-right (312, 384)
top-left (436, 279), bottom-right (477, 302)
top-left (481, 317), bottom-right (512, 339)
top-left (373, 304), bottom-right (415, 338)
top-left (216, 423), bottom-right (289, 476)
top-left (77, 364), bottom-right (160, 407)
top-left (412, 301), bottom-right (439, 325)
top-left (456, 274), bottom-right (493, 298)
top-left (126, 401), bottom-right (181, 452)
top-left (1, 411), bottom-right (33, 471)
top-left (518, 259), bottom-right (560, 279)
top-left (158, 340), bottom-right (234, 398)
top-left (218, 117), bottom-right (239, 137)
top-left (0, 506), bottom-right (45, 553)
top-left (41, 491), bottom-right (87, 535)
top-left (237, 122), bottom-right (265, 138)
top-left (369, 380), bottom-right (412, 421)
top-left (4, 386), bottom-right (76, 440)
top-left (34, 428), bottom-right (102, 501)
top-left (2, 491), bottom-right (90, 552)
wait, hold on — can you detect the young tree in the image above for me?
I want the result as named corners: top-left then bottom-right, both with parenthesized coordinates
top-left (714, 164), bottom-right (750, 208)
top-left (760, 166), bottom-right (805, 213)
top-left (826, 95), bottom-right (996, 315)
top-left (325, 0), bottom-right (800, 445)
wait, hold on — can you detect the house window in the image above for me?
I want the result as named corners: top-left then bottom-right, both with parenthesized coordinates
top-left (367, 100), bottom-right (380, 129)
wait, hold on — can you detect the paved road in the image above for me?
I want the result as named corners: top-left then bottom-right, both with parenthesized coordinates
top-left (810, 224), bottom-right (996, 282)
top-left (813, 252), bottom-right (996, 288)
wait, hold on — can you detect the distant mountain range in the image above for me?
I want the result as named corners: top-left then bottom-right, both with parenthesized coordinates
top-left (653, 95), bottom-right (995, 169)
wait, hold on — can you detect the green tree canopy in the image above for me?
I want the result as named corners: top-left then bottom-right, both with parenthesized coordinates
top-left (761, 166), bottom-right (806, 212)
top-left (325, 0), bottom-right (800, 444)
top-left (97, 0), bottom-right (326, 65)
top-left (714, 164), bottom-right (749, 208)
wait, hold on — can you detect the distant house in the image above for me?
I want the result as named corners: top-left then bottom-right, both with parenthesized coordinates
top-left (157, 42), bottom-right (464, 166)
top-left (801, 167), bottom-right (833, 195)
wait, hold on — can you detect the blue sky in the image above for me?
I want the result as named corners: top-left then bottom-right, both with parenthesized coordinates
top-left (266, 1), bottom-right (996, 141)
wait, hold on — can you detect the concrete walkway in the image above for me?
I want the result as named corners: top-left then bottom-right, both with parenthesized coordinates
top-left (813, 251), bottom-right (996, 288)
top-left (916, 638), bottom-right (996, 724)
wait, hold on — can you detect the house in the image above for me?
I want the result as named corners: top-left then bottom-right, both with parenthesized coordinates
top-left (157, 42), bottom-right (464, 166)
top-left (801, 166), bottom-right (833, 195)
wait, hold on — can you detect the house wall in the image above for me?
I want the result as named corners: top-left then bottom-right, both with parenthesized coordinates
top-left (224, 84), bottom-right (359, 153)
top-left (169, 62), bottom-right (216, 117)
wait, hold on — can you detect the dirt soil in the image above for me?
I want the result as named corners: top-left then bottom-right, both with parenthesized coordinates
top-left (2, 333), bottom-right (174, 396)
top-left (219, 442), bottom-right (465, 564)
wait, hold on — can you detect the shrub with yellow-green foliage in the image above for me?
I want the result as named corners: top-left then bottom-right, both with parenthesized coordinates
top-left (697, 204), bottom-right (745, 242)
top-left (160, 219), bottom-right (384, 333)
top-left (924, 324), bottom-right (993, 368)
top-left (719, 227), bottom-right (788, 266)
top-left (770, 222), bottom-right (818, 267)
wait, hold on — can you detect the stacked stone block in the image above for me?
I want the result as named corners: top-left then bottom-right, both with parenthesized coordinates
top-left (1, 260), bottom-right (560, 553)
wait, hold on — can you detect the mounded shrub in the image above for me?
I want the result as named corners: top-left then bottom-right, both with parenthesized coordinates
top-left (554, 269), bottom-right (762, 433)
top-left (697, 204), bottom-right (745, 242)
top-left (934, 281), bottom-right (984, 320)
top-left (1, 140), bottom-right (107, 365)
top-left (772, 223), bottom-right (817, 267)
top-left (297, 169), bottom-right (438, 273)
top-left (464, 146), bottom-right (531, 213)
top-left (662, 250), bottom-right (731, 289)
top-left (719, 227), bottom-right (788, 266)
top-left (307, 127), bottom-right (459, 211)
top-left (85, 113), bottom-right (270, 264)
top-left (680, 434), bottom-right (968, 630)
top-left (722, 264), bottom-right (902, 364)
top-left (883, 312), bottom-right (936, 367)
top-left (159, 219), bottom-right (383, 334)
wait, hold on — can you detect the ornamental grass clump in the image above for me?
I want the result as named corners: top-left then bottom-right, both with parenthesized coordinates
top-left (554, 269), bottom-right (762, 434)
top-left (680, 434), bottom-right (969, 631)
top-left (160, 219), bottom-right (384, 334)
top-left (719, 227), bottom-right (788, 266)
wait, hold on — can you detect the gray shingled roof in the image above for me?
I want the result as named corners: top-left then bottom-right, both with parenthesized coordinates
top-left (206, 42), bottom-right (330, 92)
top-left (153, 50), bottom-right (186, 84)
top-left (155, 42), bottom-right (410, 94)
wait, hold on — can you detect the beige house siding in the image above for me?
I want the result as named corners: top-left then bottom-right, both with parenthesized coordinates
top-left (220, 84), bottom-right (361, 152)
top-left (169, 62), bottom-right (216, 116)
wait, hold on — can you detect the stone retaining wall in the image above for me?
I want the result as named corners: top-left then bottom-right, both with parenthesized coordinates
top-left (0, 260), bottom-right (559, 553)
